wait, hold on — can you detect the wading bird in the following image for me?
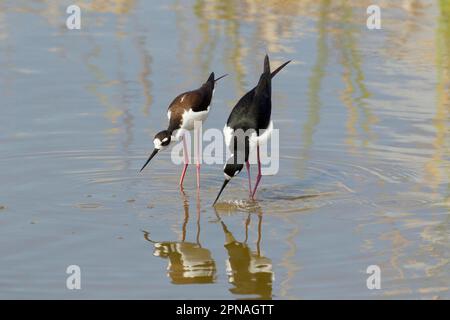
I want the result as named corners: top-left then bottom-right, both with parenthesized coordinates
top-left (213, 55), bottom-right (290, 205)
top-left (140, 73), bottom-right (227, 188)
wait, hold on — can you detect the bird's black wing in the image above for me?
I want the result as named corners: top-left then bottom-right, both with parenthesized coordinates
top-left (226, 89), bottom-right (257, 131)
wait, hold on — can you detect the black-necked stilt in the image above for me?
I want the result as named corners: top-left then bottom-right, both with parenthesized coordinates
top-left (213, 55), bottom-right (290, 205)
top-left (140, 72), bottom-right (227, 188)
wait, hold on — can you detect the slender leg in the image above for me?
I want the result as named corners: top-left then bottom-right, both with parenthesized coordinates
top-left (252, 143), bottom-right (262, 199)
top-left (196, 126), bottom-right (201, 189)
top-left (245, 161), bottom-right (252, 197)
top-left (179, 135), bottom-right (189, 187)
top-left (196, 162), bottom-right (200, 188)
top-left (196, 187), bottom-right (201, 245)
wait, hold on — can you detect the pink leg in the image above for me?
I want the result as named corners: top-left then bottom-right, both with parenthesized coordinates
top-left (196, 165), bottom-right (200, 188)
top-left (196, 127), bottom-right (200, 189)
top-left (246, 161), bottom-right (252, 197)
top-left (252, 143), bottom-right (262, 199)
top-left (179, 135), bottom-right (189, 187)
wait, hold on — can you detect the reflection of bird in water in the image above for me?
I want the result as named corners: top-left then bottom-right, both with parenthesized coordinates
top-left (214, 208), bottom-right (273, 299)
top-left (143, 190), bottom-right (216, 284)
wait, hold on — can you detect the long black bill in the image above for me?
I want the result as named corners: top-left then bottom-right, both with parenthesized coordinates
top-left (139, 149), bottom-right (159, 173)
top-left (213, 179), bottom-right (230, 206)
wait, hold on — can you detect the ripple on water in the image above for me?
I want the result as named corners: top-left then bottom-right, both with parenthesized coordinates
top-left (213, 182), bottom-right (360, 215)
top-left (75, 203), bottom-right (104, 210)
top-left (213, 199), bottom-right (261, 213)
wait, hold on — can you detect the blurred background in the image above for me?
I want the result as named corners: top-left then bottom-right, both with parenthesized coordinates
top-left (0, 0), bottom-right (449, 299)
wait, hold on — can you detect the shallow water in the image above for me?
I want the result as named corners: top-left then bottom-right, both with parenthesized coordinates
top-left (0, 0), bottom-right (449, 299)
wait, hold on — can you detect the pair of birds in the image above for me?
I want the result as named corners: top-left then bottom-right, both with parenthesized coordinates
top-left (140, 55), bottom-right (290, 205)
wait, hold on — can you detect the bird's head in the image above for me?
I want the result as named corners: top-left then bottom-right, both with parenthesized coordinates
top-left (153, 130), bottom-right (172, 150)
top-left (139, 130), bottom-right (172, 173)
top-left (213, 157), bottom-right (244, 205)
top-left (223, 161), bottom-right (243, 180)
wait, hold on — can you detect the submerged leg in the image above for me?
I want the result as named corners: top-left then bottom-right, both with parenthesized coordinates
top-left (245, 161), bottom-right (252, 197)
top-left (252, 143), bottom-right (262, 199)
top-left (179, 135), bottom-right (189, 187)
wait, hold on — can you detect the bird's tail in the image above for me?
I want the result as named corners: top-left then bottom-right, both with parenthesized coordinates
top-left (207, 72), bottom-right (227, 87)
top-left (207, 72), bottom-right (215, 83)
top-left (214, 73), bottom-right (228, 82)
top-left (208, 72), bottom-right (228, 82)
top-left (263, 54), bottom-right (271, 74)
top-left (255, 56), bottom-right (272, 96)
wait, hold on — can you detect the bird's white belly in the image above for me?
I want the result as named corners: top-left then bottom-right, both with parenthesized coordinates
top-left (250, 121), bottom-right (273, 148)
top-left (223, 121), bottom-right (273, 150)
top-left (181, 107), bottom-right (210, 131)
